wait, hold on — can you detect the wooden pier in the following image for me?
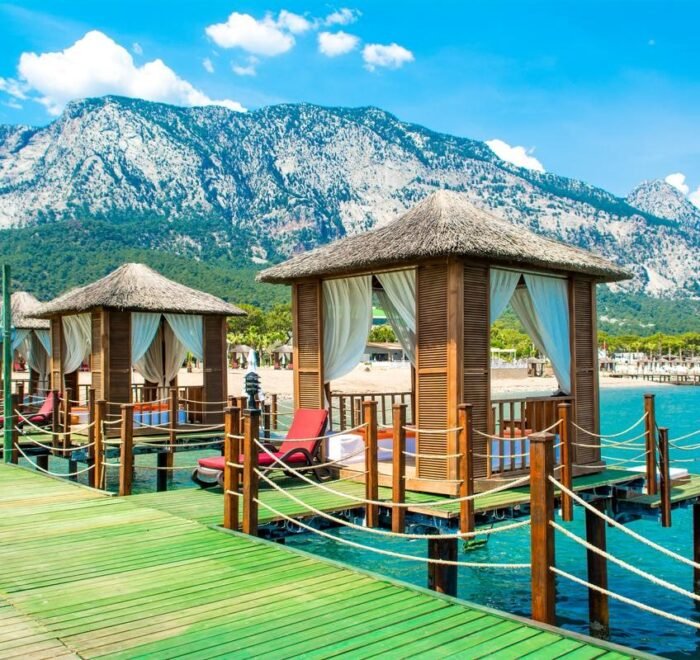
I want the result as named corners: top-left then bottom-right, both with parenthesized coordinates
top-left (0, 463), bottom-right (644, 659)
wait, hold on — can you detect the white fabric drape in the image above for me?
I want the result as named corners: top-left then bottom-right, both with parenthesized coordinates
top-left (164, 322), bottom-right (187, 383)
top-left (164, 314), bottom-right (203, 361)
top-left (62, 314), bottom-right (91, 374)
top-left (489, 269), bottom-right (521, 324)
top-left (131, 312), bottom-right (162, 365)
top-left (134, 322), bottom-right (187, 386)
top-left (376, 270), bottom-right (416, 365)
top-left (511, 274), bottom-right (571, 393)
top-left (35, 329), bottom-right (51, 356)
top-left (18, 332), bottom-right (50, 386)
top-left (11, 328), bottom-right (30, 352)
top-left (322, 276), bottom-right (372, 383)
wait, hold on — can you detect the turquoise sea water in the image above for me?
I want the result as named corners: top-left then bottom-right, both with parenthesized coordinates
top-left (286, 386), bottom-right (700, 658)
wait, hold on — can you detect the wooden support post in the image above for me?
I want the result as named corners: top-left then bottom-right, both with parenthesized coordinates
top-left (658, 427), bottom-right (672, 528)
top-left (585, 499), bottom-right (610, 639)
top-left (87, 388), bottom-right (96, 487)
top-left (530, 431), bottom-right (556, 626)
top-left (242, 409), bottom-right (260, 536)
top-left (51, 389), bottom-right (60, 454)
top-left (458, 404), bottom-right (474, 536)
top-left (693, 503), bottom-right (700, 606)
top-left (94, 399), bottom-right (105, 490)
top-left (391, 403), bottom-right (406, 533)
top-left (119, 404), bottom-right (134, 497)
top-left (263, 403), bottom-right (271, 439)
top-left (16, 381), bottom-right (24, 408)
top-left (427, 538), bottom-right (458, 596)
top-left (10, 393), bottom-right (19, 464)
top-left (36, 452), bottom-right (49, 472)
top-left (558, 403), bottom-right (573, 522)
top-left (167, 387), bottom-right (177, 472)
top-left (223, 407), bottom-right (241, 530)
top-left (156, 452), bottom-right (168, 492)
top-left (644, 393), bottom-right (658, 496)
top-left (63, 387), bottom-right (72, 450)
top-left (271, 394), bottom-right (278, 431)
top-left (363, 400), bottom-right (379, 527)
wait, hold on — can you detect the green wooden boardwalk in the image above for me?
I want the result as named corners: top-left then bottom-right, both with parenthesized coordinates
top-left (0, 465), bottom-right (646, 659)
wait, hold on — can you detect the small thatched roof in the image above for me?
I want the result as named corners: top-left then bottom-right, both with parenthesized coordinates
top-left (2, 292), bottom-right (50, 330)
top-left (259, 190), bottom-right (631, 284)
top-left (35, 263), bottom-right (245, 318)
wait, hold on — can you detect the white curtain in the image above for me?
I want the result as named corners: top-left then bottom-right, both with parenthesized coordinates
top-left (164, 322), bottom-right (187, 383)
top-left (376, 270), bottom-right (416, 365)
top-left (62, 313), bottom-right (91, 374)
top-left (490, 268), bottom-right (521, 324)
top-left (323, 276), bottom-right (372, 383)
top-left (18, 332), bottom-right (49, 386)
top-left (11, 328), bottom-right (30, 352)
top-left (164, 314), bottom-right (203, 361)
top-left (134, 322), bottom-right (187, 386)
top-left (511, 274), bottom-right (571, 393)
top-left (131, 312), bottom-right (162, 364)
top-left (35, 329), bottom-right (51, 356)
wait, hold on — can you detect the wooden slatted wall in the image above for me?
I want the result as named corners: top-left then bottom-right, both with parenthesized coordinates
top-left (292, 281), bottom-right (324, 410)
top-left (464, 265), bottom-right (491, 478)
top-left (90, 310), bottom-right (104, 401)
top-left (108, 311), bottom-right (131, 407)
top-left (416, 263), bottom-right (450, 480)
top-left (50, 318), bottom-right (62, 392)
top-left (571, 278), bottom-right (600, 465)
top-left (203, 315), bottom-right (226, 423)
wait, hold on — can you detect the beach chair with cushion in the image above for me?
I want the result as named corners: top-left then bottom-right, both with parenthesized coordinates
top-left (192, 408), bottom-right (329, 488)
top-left (1, 391), bottom-right (59, 430)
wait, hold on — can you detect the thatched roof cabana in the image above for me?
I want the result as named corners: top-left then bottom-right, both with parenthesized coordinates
top-left (8, 292), bottom-right (50, 330)
top-left (259, 189), bottom-right (633, 494)
top-left (259, 190), bottom-right (630, 284)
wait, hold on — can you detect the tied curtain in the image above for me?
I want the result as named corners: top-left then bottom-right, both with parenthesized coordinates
top-left (165, 314), bottom-right (203, 361)
top-left (62, 314), bottom-right (91, 374)
top-left (10, 328), bottom-right (30, 352)
top-left (323, 276), bottom-right (372, 383)
top-left (490, 268), bottom-right (572, 394)
top-left (131, 313), bottom-right (161, 365)
top-left (376, 270), bottom-right (416, 365)
top-left (18, 332), bottom-right (50, 386)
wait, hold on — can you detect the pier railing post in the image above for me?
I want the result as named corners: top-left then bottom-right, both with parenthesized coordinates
top-left (63, 387), bottom-right (72, 451)
top-left (558, 402), bottom-right (573, 522)
top-left (10, 393), bottom-right (19, 464)
top-left (87, 388), bottom-right (96, 487)
top-left (458, 404), bottom-right (475, 536)
top-left (166, 387), bottom-right (178, 477)
top-left (658, 427), bottom-right (672, 528)
top-left (644, 394), bottom-right (658, 496)
top-left (693, 503), bottom-right (700, 605)
top-left (223, 406), bottom-right (241, 530)
top-left (119, 404), bottom-right (134, 496)
top-left (427, 537), bottom-right (458, 596)
top-left (51, 389), bottom-right (60, 455)
top-left (271, 394), bottom-right (278, 431)
top-left (363, 400), bottom-right (379, 527)
top-left (94, 399), bottom-right (105, 490)
top-left (263, 402), bottom-right (271, 439)
top-left (391, 403), bottom-right (406, 533)
top-left (242, 409), bottom-right (260, 536)
top-left (586, 499), bottom-right (610, 638)
top-left (530, 431), bottom-right (556, 625)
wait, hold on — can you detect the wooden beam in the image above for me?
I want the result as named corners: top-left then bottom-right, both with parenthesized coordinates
top-left (223, 407), bottom-right (241, 530)
top-left (94, 399), bottom-right (105, 490)
top-left (585, 499), bottom-right (609, 639)
top-left (391, 403), bottom-right (406, 533)
top-left (363, 400), bottom-right (379, 527)
top-left (558, 402), bottom-right (573, 522)
top-left (118, 404), bottom-right (134, 497)
top-left (458, 403), bottom-right (474, 535)
top-left (242, 409), bottom-right (260, 536)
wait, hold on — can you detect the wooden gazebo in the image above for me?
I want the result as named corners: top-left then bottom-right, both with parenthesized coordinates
top-left (259, 190), bottom-right (630, 491)
top-left (35, 263), bottom-right (244, 413)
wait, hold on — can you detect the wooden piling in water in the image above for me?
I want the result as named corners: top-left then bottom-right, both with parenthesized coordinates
top-left (585, 499), bottom-right (609, 638)
top-left (694, 503), bottom-right (700, 606)
top-left (559, 402), bottom-right (573, 522)
top-left (94, 399), bottom-right (105, 490)
top-left (391, 403), bottom-right (406, 533)
top-left (644, 394), bottom-right (658, 496)
top-left (119, 404), bottom-right (134, 496)
top-left (242, 409), bottom-right (260, 536)
top-left (530, 431), bottom-right (556, 626)
top-left (223, 407), bottom-right (241, 530)
top-left (427, 538), bottom-right (458, 596)
top-left (458, 404), bottom-right (474, 536)
top-left (658, 427), bottom-right (671, 527)
top-left (363, 400), bottom-right (378, 528)
top-left (87, 388), bottom-right (96, 487)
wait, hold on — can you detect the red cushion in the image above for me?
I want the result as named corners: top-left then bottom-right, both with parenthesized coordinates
top-left (198, 449), bottom-right (311, 471)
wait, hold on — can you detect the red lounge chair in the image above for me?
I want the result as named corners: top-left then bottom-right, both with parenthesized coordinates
top-left (192, 408), bottom-right (328, 488)
top-left (1, 392), bottom-right (59, 430)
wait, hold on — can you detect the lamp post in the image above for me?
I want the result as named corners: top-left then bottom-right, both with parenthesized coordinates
top-left (244, 371), bottom-right (261, 411)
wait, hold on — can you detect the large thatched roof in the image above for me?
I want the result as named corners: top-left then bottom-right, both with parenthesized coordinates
top-left (259, 190), bottom-right (631, 284)
top-left (35, 263), bottom-right (245, 317)
top-left (2, 292), bottom-right (50, 330)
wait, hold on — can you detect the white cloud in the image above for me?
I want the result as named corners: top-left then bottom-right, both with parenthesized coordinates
top-left (0, 77), bottom-right (28, 100)
top-left (12, 30), bottom-right (245, 115)
top-left (362, 43), bottom-right (413, 71)
top-left (665, 172), bottom-right (690, 195)
top-left (486, 139), bottom-right (545, 172)
top-left (132, 42), bottom-right (143, 55)
top-left (277, 10), bottom-right (312, 34)
top-left (232, 57), bottom-right (259, 77)
top-left (205, 12), bottom-right (295, 56)
top-left (318, 31), bottom-right (359, 57)
top-left (324, 8), bottom-right (360, 26)
top-left (202, 57), bottom-right (214, 73)
top-left (689, 187), bottom-right (700, 209)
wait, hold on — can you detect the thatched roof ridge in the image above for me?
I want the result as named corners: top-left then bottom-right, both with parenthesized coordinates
top-left (4, 292), bottom-right (50, 330)
top-left (35, 263), bottom-right (245, 317)
top-left (258, 190), bottom-right (631, 284)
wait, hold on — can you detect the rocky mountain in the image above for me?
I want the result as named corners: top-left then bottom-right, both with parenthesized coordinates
top-left (1, 95), bottom-right (699, 300)
top-left (627, 179), bottom-right (700, 229)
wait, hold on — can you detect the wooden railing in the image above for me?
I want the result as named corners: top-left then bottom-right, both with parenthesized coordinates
top-left (488, 395), bottom-right (573, 476)
top-left (328, 391), bottom-right (414, 430)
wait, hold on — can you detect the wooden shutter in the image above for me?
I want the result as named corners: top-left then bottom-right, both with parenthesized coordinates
top-left (464, 265), bottom-right (490, 478)
top-left (203, 315), bottom-right (226, 424)
top-left (571, 278), bottom-right (600, 465)
top-left (107, 311), bottom-right (131, 407)
top-left (293, 281), bottom-right (324, 410)
top-left (50, 318), bottom-right (62, 391)
top-left (90, 310), bottom-right (104, 400)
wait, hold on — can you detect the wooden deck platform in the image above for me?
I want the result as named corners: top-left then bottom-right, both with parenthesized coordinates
top-left (0, 464), bottom-right (645, 658)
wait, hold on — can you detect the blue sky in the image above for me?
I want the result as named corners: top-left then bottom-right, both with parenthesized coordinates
top-left (1, 1), bottom-right (699, 201)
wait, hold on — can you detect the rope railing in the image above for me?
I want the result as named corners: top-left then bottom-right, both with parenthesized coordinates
top-left (133, 438), bottom-right (224, 449)
top-left (254, 498), bottom-right (530, 569)
top-left (15, 444), bottom-right (94, 477)
top-left (550, 475), bottom-right (700, 570)
top-left (15, 433), bottom-right (95, 453)
top-left (255, 466), bottom-right (531, 540)
top-left (552, 567), bottom-right (700, 630)
top-left (474, 419), bottom-right (562, 442)
top-left (15, 412), bottom-right (96, 436)
top-left (404, 425), bottom-right (462, 434)
top-left (571, 412), bottom-right (648, 440)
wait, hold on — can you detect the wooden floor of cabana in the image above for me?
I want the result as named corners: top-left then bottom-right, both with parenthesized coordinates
top-left (0, 464), bottom-right (643, 659)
